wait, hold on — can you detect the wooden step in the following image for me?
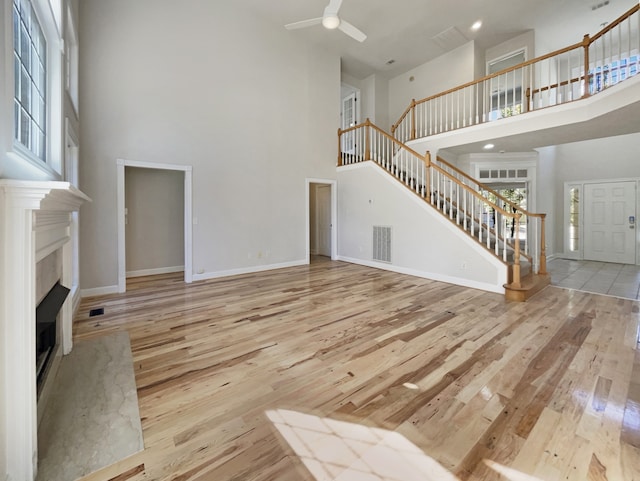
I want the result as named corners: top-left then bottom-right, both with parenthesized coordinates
top-left (504, 273), bottom-right (551, 302)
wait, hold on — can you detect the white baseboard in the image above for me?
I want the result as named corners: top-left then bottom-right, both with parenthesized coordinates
top-left (126, 265), bottom-right (184, 278)
top-left (336, 256), bottom-right (506, 294)
top-left (192, 259), bottom-right (308, 282)
top-left (80, 285), bottom-right (119, 297)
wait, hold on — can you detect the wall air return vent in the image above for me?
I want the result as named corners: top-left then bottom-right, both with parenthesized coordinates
top-left (373, 226), bottom-right (392, 263)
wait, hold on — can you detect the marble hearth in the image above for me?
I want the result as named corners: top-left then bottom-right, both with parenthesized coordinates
top-left (0, 180), bottom-right (89, 481)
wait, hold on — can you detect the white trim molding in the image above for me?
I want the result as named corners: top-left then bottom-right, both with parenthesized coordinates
top-left (80, 285), bottom-right (119, 298)
top-left (192, 259), bottom-right (307, 282)
top-left (126, 266), bottom-right (185, 278)
top-left (116, 159), bottom-right (193, 293)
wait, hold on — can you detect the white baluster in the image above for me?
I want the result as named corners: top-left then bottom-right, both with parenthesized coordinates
top-left (456, 185), bottom-right (460, 224)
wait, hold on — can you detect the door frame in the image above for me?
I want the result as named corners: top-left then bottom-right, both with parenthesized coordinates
top-left (116, 159), bottom-right (193, 293)
top-left (306, 179), bottom-right (337, 262)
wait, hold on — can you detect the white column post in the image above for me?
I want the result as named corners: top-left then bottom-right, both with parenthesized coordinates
top-left (1, 189), bottom-right (46, 481)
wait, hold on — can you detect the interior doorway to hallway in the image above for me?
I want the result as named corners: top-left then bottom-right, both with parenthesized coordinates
top-left (116, 159), bottom-right (193, 293)
top-left (307, 179), bottom-right (337, 261)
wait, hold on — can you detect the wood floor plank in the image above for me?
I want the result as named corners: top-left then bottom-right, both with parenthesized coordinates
top-left (73, 258), bottom-right (640, 481)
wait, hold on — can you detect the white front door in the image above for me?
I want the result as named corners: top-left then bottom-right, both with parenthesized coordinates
top-left (584, 181), bottom-right (636, 264)
top-left (317, 185), bottom-right (332, 257)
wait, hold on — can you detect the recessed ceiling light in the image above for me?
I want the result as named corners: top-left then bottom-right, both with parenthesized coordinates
top-left (471, 20), bottom-right (482, 31)
top-left (484, 143), bottom-right (494, 150)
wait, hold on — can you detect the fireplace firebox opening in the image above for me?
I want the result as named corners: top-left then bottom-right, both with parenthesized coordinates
top-left (36, 281), bottom-right (70, 394)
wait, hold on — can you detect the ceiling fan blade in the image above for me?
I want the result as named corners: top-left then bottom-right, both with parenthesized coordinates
top-left (325, 0), bottom-right (343, 16)
top-left (338, 20), bottom-right (367, 42)
top-left (285, 17), bottom-right (323, 30)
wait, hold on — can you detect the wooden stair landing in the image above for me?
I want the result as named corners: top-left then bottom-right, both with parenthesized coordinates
top-left (504, 273), bottom-right (551, 302)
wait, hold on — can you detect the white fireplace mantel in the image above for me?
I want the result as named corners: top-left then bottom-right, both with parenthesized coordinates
top-left (0, 180), bottom-right (90, 481)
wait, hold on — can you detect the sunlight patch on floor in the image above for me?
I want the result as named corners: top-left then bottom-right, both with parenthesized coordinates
top-left (266, 408), bottom-right (460, 481)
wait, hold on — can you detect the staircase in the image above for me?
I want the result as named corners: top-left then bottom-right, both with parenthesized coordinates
top-left (336, 5), bottom-right (640, 300)
top-left (338, 119), bottom-right (549, 301)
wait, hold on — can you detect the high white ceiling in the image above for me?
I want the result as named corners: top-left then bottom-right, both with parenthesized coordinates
top-left (246, 0), bottom-right (637, 79)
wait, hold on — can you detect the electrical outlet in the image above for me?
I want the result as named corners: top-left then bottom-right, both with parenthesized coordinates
top-left (257, 251), bottom-right (263, 259)
top-left (197, 268), bottom-right (204, 274)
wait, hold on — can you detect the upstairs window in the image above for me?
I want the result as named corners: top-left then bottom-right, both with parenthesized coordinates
top-left (13, 0), bottom-right (47, 161)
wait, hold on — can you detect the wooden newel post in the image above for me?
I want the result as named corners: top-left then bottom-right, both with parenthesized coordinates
top-left (525, 87), bottom-right (531, 113)
top-left (337, 128), bottom-right (343, 166)
top-left (410, 99), bottom-right (417, 140)
top-left (539, 214), bottom-right (547, 275)
top-left (424, 151), bottom-right (431, 200)
top-left (582, 34), bottom-right (591, 99)
top-left (364, 118), bottom-right (371, 161)
top-left (512, 213), bottom-right (522, 288)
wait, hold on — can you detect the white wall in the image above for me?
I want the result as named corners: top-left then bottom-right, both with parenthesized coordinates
top-left (338, 162), bottom-right (507, 293)
top-left (534, 0), bottom-right (637, 55)
top-left (79, 0), bottom-right (340, 290)
top-left (125, 168), bottom-right (184, 275)
top-left (536, 146), bottom-right (557, 258)
top-left (388, 42), bottom-right (477, 127)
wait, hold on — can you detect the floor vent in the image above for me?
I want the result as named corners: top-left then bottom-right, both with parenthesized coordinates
top-left (89, 308), bottom-right (104, 317)
top-left (373, 226), bottom-right (392, 263)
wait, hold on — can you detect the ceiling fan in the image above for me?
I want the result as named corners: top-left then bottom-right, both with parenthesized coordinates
top-left (284, 0), bottom-right (367, 43)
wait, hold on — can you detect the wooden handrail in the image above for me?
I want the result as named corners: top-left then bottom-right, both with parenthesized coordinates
top-left (530, 74), bottom-right (584, 96)
top-left (393, 41), bottom-right (584, 128)
top-left (591, 4), bottom-right (639, 42)
top-left (339, 121), bottom-right (518, 220)
top-left (393, 4), bottom-right (640, 131)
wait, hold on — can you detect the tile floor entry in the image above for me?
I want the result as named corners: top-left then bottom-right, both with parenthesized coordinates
top-left (547, 258), bottom-right (640, 300)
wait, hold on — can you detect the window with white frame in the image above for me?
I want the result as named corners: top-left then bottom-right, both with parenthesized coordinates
top-left (65, 3), bottom-right (79, 112)
top-left (10, 0), bottom-right (63, 176)
top-left (13, 0), bottom-right (48, 161)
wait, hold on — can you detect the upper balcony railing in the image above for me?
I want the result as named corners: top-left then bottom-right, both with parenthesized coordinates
top-left (391, 4), bottom-right (640, 143)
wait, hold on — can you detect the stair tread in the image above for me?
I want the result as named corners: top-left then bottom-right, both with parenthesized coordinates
top-left (503, 273), bottom-right (551, 301)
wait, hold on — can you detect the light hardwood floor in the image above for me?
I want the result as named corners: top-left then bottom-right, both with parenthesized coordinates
top-left (75, 257), bottom-right (640, 481)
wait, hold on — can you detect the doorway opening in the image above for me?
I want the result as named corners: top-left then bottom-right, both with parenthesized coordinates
top-left (307, 179), bottom-right (337, 262)
top-left (116, 159), bottom-right (193, 293)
